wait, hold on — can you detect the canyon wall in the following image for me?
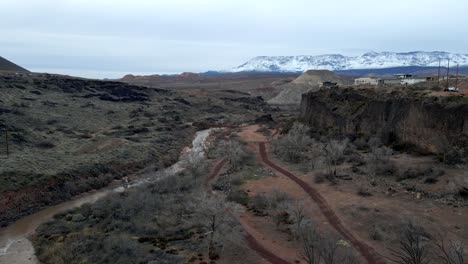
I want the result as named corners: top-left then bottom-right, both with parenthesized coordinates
top-left (299, 88), bottom-right (468, 154)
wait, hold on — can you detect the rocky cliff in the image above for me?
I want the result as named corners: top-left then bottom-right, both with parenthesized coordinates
top-left (299, 88), bottom-right (468, 154)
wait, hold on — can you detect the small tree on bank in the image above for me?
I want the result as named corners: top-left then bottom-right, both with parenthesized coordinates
top-left (218, 139), bottom-right (249, 172)
top-left (273, 122), bottom-right (312, 163)
top-left (323, 139), bottom-right (348, 176)
top-left (387, 220), bottom-right (431, 264)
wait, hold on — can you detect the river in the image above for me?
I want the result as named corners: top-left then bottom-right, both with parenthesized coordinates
top-left (0, 129), bottom-right (213, 264)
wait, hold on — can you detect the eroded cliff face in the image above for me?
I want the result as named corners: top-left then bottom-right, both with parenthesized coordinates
top-left (299, 88), bottom-right (468, 154)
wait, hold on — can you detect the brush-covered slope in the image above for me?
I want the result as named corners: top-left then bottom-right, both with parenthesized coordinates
top-left (0, 73), bottom-right (273, 226)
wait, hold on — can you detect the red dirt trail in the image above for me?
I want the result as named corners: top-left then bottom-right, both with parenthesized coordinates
top-left (205, 159), bottom-right (227, 189)
top-left (244, 233), bottom-right (290, 264)
top-left (205, 159), bottom-right (291, 264)
top-left (258, 142), bottom-right (386, 264)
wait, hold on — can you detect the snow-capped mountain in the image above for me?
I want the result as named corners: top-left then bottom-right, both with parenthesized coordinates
top-left (230, 51), bottom-right (468, 72)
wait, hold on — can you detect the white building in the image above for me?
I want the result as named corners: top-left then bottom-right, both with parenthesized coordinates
top-left (354, 77), bottom-right (380, 86)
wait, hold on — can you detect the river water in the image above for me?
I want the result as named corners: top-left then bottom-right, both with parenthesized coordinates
top-left (0, 129), bottom-right (212, 264)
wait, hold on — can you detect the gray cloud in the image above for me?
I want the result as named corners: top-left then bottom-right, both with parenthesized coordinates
top-left (1, 0), bottom-right (467, 78)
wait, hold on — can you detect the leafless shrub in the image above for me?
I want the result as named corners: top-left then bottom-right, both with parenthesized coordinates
top-left (270, 200), bottom-right (290, 229)
top-left (434, 232), bottom-right (465, 264)
top-left (366, 143), bottom-right (394, 179)
top-left (314, 173), bottom-right (326, 184)
top-left (396, 166), bottom-right (427, 182)
top-left (289, 200), bottom-right (307, 239)
top-left (301, 225), bottom-right (322, 264)
top-left (218, 139), bottom-right (249, 172)
top-left (368, 137), bottom-right (382, 149)
top-left (320, 235), bottom-right (340, 264)
top-left (273, 122), bottom-right (312, 163)
top-left (300, 225), bottom-right (343, 264)
top-left (269, 189), bottom-right (291, 207)
top-left (341, 248), bottom-right (360, 264)
top-left (441, 147), bottom-right (466, 165)
top-left (250, 191), bottom-right (291, 218)
top-left (322, 139), bottom-right (348, 176)
top-left (308, 141), bottom-right (326, 170)
top-left (184, 151), bottom-right (209, 181)
top-left (229, 174), bottom-right (244, 186)
top-left (353, 137), bottom-right (368, 150)
top-left (387, 220), bottom-right (431, 264)
top-left (251, 194), bottom-right (270, 213)
top-left (371, 146), bottom-right (393, 163)
top-left (325, 173), bottom-right (338, 185)
top-left (346, 153), bottom-right (365, 165)
top-left (193, 194), bottom-right (241, 260)
top-left (226, 189), bottom-right (249, 205)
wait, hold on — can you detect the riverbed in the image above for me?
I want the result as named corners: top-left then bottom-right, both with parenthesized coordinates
top-left (0, 129), bottom-right (213, 264)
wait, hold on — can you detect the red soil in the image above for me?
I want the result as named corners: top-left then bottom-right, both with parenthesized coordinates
top-left (258, 142), bottom-right (386, 264)
top-left (206, 159), bottom-right (292, 264)
top-left (244, 233), bottom-right (290, 264)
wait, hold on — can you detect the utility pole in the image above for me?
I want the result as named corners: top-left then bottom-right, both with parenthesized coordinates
top-left (446, 59), bottom-right (450, 90)
top-left (4, 127), bottom-right (8, 157)
top-left (437, 58), bottom-right (441, 89)
top-left (455, 64), bottom-right (459, 90)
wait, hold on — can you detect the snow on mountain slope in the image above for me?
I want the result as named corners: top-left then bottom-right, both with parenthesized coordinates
top-left (231, 51), bottom-right (468, 72)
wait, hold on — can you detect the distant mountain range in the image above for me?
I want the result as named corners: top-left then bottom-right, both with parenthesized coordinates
top-left (0, 56), bottom-right (29, 72)
top-left (229, 51), bottom-right (468, 73)
top-left (335, 66), bottom-right (468, 76)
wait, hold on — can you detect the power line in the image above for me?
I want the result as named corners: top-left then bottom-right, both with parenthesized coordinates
top-left (437, 58), bottom-right (441, 89)
top-left (4, 126), bottom-right (8, 158)
top-left (446, 59), bottom-right (450, 90)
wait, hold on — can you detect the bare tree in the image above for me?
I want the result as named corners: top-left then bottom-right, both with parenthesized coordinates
top-left (320, 235), bottom-right (340, 264)
top-left (309, 140), bottom-right (325, 170)
top-left (387, 220), bottom-right (430, 264)
top-left (300, 223), bottom-right (356, 264)
top-left (323, 139), bottom-right (348, 176)
top-left (366, 138), bottom-right (393, 181)
top-left (184, 151), bottom-right (209, 184)
top-left (434, 232), bottom-right (465, 264)
top-left (218, 139), bottom-right (248, 172)
top-left (290, 200), bottom-right (307, 239)
top-left (368, 138), bottom-right (392, 166)
top-left (273, 122), bottom-right (312, 163)
top-left (270, 200), bottom-right (290, 230)
top-left (341, 248), bottom-right (360, 264)
top-left (300, 225), bottom-right (322, 264)
top-left (194, 194), bottom-right (241, 260)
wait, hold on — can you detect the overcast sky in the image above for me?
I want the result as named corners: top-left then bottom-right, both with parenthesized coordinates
top-left (1, 0), bottom-right (467, 78)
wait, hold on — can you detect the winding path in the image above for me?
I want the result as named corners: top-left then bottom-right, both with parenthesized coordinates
top-left (205, 159), bottom-right (227, 190)
top-left (205, 159), bottom-right (291, 264)
top-left (258, 142), bottom-right (386, 264)
top-left (244, 234), bottom-right (290, 264)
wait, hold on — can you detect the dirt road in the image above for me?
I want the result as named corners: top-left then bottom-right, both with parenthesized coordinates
top-left (244, 234), bottom-right (290, 264)
top-left (258, 142), bottom-right (385, 264)
top-left (205, 158), bottom-right (292, 264)
top-left (205, 159), bottom-right (227, 189)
